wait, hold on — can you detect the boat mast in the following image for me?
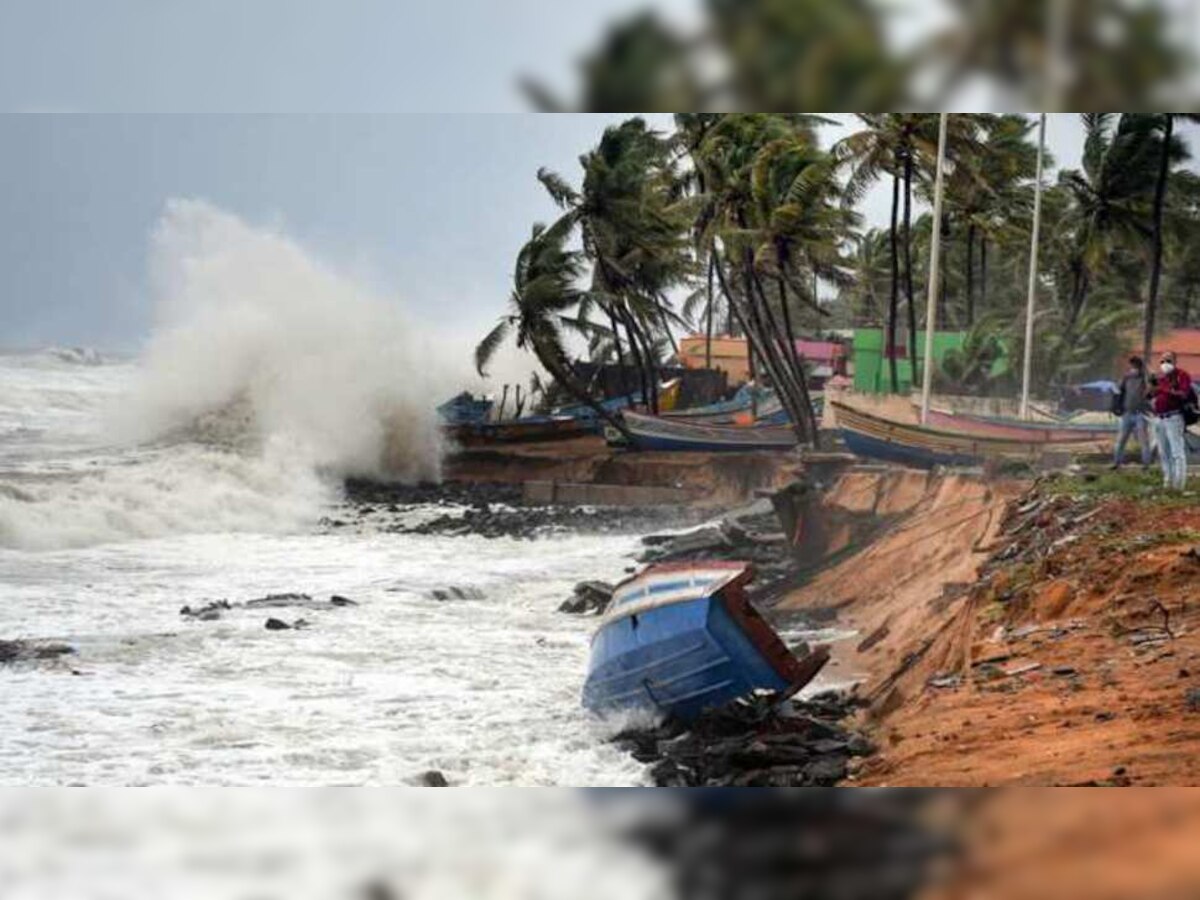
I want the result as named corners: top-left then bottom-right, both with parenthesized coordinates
top-left (919, 113), bottom-right (949, 425)
top-left (1019, 113), bottom-right (1047, 421)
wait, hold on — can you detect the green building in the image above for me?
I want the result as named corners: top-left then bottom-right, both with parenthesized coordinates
top-left (851, 328), bottom-right (1009, 394)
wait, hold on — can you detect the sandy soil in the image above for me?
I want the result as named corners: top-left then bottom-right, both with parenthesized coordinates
top-left (784, 468), bottom-right (1200, 787)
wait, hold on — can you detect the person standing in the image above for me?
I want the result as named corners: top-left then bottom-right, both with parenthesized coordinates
top-left (1112, 356), bottom-right (1151, 469)
top-left (1151, 350), bottom-right (1193, 491)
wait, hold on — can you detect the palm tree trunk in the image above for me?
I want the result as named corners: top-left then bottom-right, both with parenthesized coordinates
top-left (980, 238), bottom-right (988, 313)
top-left (965, 224), bottom-right (976, 327)
top-left (606, 307), bottom-right (625, 367)
top-left (887, 170), bottom-right (901, 393)
top-left (775, 274), bottom-right (818, 446)
top-left (743, 259), bottom-right (812, 443)
top-left (903, 149), bottom-right (918, 388)
top-left (1143, 114), bottom-right (1173, 362)
top-left (620, 311), bottom-right (651, 413)
top-left (625, 311), bottom-right (660, 415)
top-left (531, 340), bottom-right (632, 440)
top-left (705, 254), bottom-right (716, 369)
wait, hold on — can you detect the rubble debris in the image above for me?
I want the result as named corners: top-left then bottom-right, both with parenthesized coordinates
top-left (614, 690), bottom-right (873, 787)
top-left (558, 581), bottom-right (614, 615)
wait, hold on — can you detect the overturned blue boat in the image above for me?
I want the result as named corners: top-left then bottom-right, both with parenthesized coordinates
top-left (583, 562), bottom-right (829, 722)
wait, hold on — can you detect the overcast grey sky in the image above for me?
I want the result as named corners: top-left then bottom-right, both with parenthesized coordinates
top-left (1, 112), bottom-right (1106, 351)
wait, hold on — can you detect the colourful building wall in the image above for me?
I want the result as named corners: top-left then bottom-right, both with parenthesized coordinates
top-left (852, 328), bottom-right (994, 394)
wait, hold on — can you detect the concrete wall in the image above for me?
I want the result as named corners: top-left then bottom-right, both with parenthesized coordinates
top-left (523, 481), bottom-right (700, 507)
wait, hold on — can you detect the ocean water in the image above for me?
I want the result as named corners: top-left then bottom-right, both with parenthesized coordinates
top-left (0, 347), bottom-right (658, 786)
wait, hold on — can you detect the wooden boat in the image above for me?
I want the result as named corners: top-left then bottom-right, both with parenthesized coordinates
top-left (583, 562), bottom-right (830, 722)
top-left (924, 407), bottom-right (1112, 443)
top-left (444, 415), bottom-right (593, 446)
top-left (437, 392), bottom-right (493, 425)
top-left (619, 410), bottom-right (799, 452)
top-left (834, 401), bottom-right (1107, 469)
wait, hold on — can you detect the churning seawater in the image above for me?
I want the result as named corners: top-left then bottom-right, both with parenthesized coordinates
top-left (0, 347), bottom-right (656, 786)
top-left (0, 201), bottom-right (656, 786)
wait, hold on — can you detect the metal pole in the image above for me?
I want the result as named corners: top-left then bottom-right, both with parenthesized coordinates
top-left (1019, 113), bottom-right (1047, 421)
top-left (919, 113), bottom-right (949, 425)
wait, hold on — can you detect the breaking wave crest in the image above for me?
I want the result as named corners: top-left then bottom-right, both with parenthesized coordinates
top-left (0, 199), bottom-right (447, 551)
top-left (126, 198), bottom-right (444, 480)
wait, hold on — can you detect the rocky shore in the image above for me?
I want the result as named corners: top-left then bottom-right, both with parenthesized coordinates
top-left (337, 477), bottom-right (708, 539)
top-left (615, 690), bottom-right (873, 787)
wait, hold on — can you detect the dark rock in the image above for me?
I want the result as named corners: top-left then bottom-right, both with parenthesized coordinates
top-left (1187, 688), bottom-right (1200, 713)
top-left (330, 595), bottom-right (357, 607)
top-left (418, 770), bottom-right (449, 787)
top-left (264, 618), bottom-right (291, 631)
top-left (0, 639), bottom-right (75, 664)
top-left (613, 691), bottom-right (872, 788)
top-left (246, 593), bottom-right (312, 608)
top-left (429, 586), bottom-right (485, 602)
top-left (558, 581), bottom-right (615, 615)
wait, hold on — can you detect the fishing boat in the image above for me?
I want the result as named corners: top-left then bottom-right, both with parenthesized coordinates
top-left (582, 562), bottom-right (830, 722)
top-left (444, 415), bottom-right (593, 446)
top-left (924, 407), bottom-right (1113, 443)
top-left (437, 392), bottom-right (493, 425)
top-left (663, 384), bottom-right (761, 423)
top-left (834, 401), bottom-right (1106, 469)
top-left (618, 410), bottom-right (799, 453)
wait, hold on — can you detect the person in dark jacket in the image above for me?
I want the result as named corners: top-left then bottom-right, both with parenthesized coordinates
top-left (1150, 350), bottom-right (1193, 491)
top-left (1112, 356), bottom-right (1151, 469)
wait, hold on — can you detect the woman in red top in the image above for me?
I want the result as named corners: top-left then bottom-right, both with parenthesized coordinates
top-left (1151, 350), bottom-right (1192, 490)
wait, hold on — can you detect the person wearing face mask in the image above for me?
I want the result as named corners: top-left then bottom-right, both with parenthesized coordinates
top-left (1150, 350), bottom-right (1192, 490)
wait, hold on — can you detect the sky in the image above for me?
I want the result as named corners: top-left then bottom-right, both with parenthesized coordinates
top-left (1, 112), bottom-right (1098, 353)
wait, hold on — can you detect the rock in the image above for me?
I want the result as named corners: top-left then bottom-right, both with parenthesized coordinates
top-left (246, 593), bottom-right (313, 608)
top-left (612, 691), bottom-right (872, 788)
top-left (264, 618), bottom-right (291, 631)
top-left (0, 639), bottom-right (75, 664)
top-left (1052, 666), bottom-right (1078, 677)
top-left (558, 581), bottom-right (614, 615)
top-left (429, 586), bottom-right (485, 602)
top-left (330, 595), bottom-right (357, 607)
top-left (1187, 688), bottom-right (1200, 713)
top-left (418, 770), bottom-right (449, 787)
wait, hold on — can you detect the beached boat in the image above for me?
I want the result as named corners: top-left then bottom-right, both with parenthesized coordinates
top-left (437, 392), bottom-right (493, 425)
top-left (924, 407), bottom-right (1112, 443)
top-left (444, 415), bottom-right (593, 446)
top-left (834, 401), bottom-right (1107, 469)
top-left (582, 562), bottom-right (830, 722)
top-left (618, 410), bottom-right (799, 453)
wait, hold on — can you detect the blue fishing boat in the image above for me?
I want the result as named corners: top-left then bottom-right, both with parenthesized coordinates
top-left (583, 562), bottom-right (830, 722)
top-left (437, 392), bottom-right (493, 425)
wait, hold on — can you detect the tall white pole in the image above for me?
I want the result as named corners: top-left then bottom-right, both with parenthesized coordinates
top-left (1019, 113), bottom-right (1047, 421)
top-left (919, 113), bottom-right (950, 425)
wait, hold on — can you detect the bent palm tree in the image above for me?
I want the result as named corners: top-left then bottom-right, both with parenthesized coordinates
top-left (475, 219), bottom-right (631, 439)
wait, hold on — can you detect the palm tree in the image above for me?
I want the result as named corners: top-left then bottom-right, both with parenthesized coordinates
top-left (1057, 114), bottom-right (1161, 335)
top-left (539, 118), bottom-right (696, 412)
top-left (929, 0), bottom-right (1188, 109)
top-left (693, 114), bottom-right (837, 444)
top-left (1141, 113), bottom-right (1196, 361)
top-left (475, 219), bottom-right (631, 438)
top-left (836, 115), bottom-right (905, 391)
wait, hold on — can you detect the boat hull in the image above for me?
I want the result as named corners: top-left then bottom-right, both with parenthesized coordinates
top-left (834, 401), bottom-right (1106, 469)
top-left (925, 408), bottom-right (1111, 443)
top-left (620, 411), bottom-right (799, 453)
top-left (583, 563), bottom-right (828, 721)
top-left (444, 416), bottom-right (592, 446)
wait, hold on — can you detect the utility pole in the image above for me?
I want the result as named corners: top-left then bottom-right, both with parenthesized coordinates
top-left (1020, 113), bottom-right (1047, 420)
top-left (919, 113), bottom-right (949, 425)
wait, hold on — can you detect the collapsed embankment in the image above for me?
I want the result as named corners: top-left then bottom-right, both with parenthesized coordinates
top-left (444, 436), bottom-right (806, 508)
top-left (783, 466), bottom-right (1200, 786)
